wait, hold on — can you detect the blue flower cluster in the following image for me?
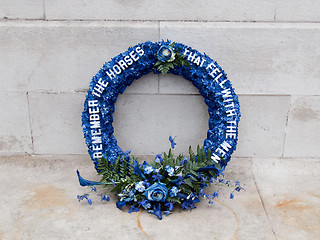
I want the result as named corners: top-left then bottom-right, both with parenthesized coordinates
top-left (82, 40), bottom-right (240, 173)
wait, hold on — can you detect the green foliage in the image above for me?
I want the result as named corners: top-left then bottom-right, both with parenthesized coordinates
top-left (97, 155), bottom-right (135, 184)
top-left (155, 42), bottom-right (191, 75)
top-left (96, 145), bottom-right (223, 200)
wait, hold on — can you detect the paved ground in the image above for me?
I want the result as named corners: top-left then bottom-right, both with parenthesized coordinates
top-left (0, 155), bottom-right (319, 240)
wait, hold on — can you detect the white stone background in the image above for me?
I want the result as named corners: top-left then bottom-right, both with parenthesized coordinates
top-left (0, 0), bottom-right (320, 159)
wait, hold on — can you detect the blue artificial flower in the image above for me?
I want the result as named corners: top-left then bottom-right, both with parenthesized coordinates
top-left (180, 156), bottom-right (189, 165)
top-left (144, 182), bottom-right (168, 202)
top-left (157, 45), bottom-right (175, 62)
top-left (181, 200), bottom-right (196, 210)
top-left (91, 186), bottom-right (97, 192)
top-left (135, 181), bottom-right (146, 192)
top-left (169, 186), bottom-right (179, 197)
top-left (128, 189), bottom-right (136, 199)
top-left (152, 172), bottom-right (163, 181)
top-left (165, 202), bottom-right (174, 211)
top-left (116, 200), bottom-right (127, 210)
top-left (234, 181), bottom-right (244, 192)
top-left (87, 198), bottom-right (93, 205)
top-left (138, 199), bottom-right (151, 210)
top-left (169, 136), bottom-right (177, 149)
top-left (155, 153), bottom-right (164, 164)
top-left (101, 194), bottom-right (110, 202)
top-left (143, 165), bottom-right (154, 174)
top-left (198, 173), bottom-right (207, 181)
top-left (128, 206), bottom-right (140, 213)
top-left (164, 210), bottom-right (172, 216)
top-left (152, 202), bottom-right (163, 220)
top-left (230, 192), bottom-right (234, 199)
top-left (133, 160), bottom-right (146, 179)
top-left (144, 180), bottom-right (151, 188)
top-left (181, 201), bottom-right (189, 210)
top-left (165, 165), bottom-right (175, 177)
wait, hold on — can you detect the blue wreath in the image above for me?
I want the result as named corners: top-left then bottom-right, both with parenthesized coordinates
top-left (79, 40), bottom-right (242, 219)
top-left (82, 40), bottom-right (240, 170)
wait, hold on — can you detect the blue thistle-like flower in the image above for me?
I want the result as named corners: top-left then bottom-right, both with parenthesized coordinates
top-left (169, 136), bottom-right (177, 149)
top-left (155, 153), bottom-right (164, 164)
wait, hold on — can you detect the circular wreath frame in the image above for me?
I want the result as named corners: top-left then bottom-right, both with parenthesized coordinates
top-left (82, 40), bottom-right (241, 172)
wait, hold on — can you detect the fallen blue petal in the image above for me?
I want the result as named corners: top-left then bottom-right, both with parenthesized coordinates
top-left (230, 192), bottom-right (234, 199)
top-left (76, 170), bottom-right (104, 187)
top-left (101, 195), bottom-right (110, 202)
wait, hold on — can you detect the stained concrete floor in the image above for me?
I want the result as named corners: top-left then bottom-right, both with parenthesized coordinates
top-left (0, 155), bottom-right (319, 240)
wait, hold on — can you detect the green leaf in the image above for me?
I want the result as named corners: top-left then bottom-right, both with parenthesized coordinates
top-left (154, 61), bottom-right (162, 67)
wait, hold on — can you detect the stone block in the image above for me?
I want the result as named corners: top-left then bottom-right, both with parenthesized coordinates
top-left (0, 21), bottom-right (158, 92)
top-left (113, 94), bottom-right (208, 156)
top-left (45, 0), bottom-right (276, 21)
top-left (252, 158), bottom-right (320, 240)
top-left (276, 0), bottom-right (320, 22)
top-left (0, 92), bottom-right (33, 154)
top-left (160, 22), bottom-right (320, 95)
top-left (284, 96), bottom-right (320, 157)
top-left (234, 95), bottom-right (291, 157)
top-left (0, 0), bottom-right (44, 19)
top-left (28, 92), bottom-right (88, 154)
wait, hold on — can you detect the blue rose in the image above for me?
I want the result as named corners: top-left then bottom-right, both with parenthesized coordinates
top-left (157, 45), bottom-right (175, 62)
top-left (144, 182), bottom-right (168, 202)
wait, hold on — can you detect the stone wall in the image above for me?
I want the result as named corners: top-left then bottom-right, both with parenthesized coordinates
top-left (1, 1), bottom-right (319, 157)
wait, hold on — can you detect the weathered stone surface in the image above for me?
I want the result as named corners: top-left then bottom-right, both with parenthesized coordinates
top-left (28, 92), bottom-right (88, 154)
top-left (160, 22), bottom-right (320, 95)
top-left (234, 95), bottom-right (290, 157)
top-left (0, 156), bottom-right (277, 240)
top-left (0, 21), bottom-right (158, 92)
top-left (45, 0), bottom-right (276, 21)
top-left (284, 96), bottom-right (320, 157)
top-left (0, 0), bottom-right (44, 19)
top-left (0, 92), bottom-right (33, 154)
top-left (252, 158), bottom-right (320, 240)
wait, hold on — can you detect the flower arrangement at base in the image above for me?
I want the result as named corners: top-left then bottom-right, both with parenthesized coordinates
top-left (77, 137), bottom-right (244, 220)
